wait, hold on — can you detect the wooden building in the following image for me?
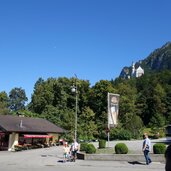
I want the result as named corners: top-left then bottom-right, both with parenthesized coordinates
top-left (0, 115), bottom-right (65, 151)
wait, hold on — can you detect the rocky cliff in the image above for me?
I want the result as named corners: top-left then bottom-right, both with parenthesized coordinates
top-left (120, 42), bottom-right (171, 78)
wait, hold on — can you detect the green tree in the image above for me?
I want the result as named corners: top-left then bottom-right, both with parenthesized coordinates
top-left (79, 107), bottom-right (97, 140)
top-left (135, 75), bottom-right (150, 121)
top-left (42, 104), bottom-right (74, 132)
top-left (9, 87), bottom-right (28, 111)
top-left (116, 81), bottom-right (137, 128)
top-left (125, 114), bottom-right (143, 139)
top-left (166, 86), bottom-right (171, 124)
top-left (52, 77), bottom-right (71, 109)
top-left (145, 82), bottom-right (166, 127)
top-left (29, 77), bottom-right (55, 114)
top-left (135, 74), bottom-right (166, 127)
top-left (88, 80), bottom-right (116, 135)
top-left (0, 91), bottom-right (10, 115)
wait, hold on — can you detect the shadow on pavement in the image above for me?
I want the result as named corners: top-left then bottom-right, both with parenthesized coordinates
top-left (128, 161), bottom-right (146, 165)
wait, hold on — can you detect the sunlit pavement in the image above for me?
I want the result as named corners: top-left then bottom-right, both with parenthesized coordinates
top-left (0, 145), bottom-right (165, 171)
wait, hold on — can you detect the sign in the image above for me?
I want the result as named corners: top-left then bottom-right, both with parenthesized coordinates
top-left (108, 93), bottom-right (120, 128)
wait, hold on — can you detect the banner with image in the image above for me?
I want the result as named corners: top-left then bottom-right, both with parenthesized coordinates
top-left (108, 93), bottom-right (120, 128)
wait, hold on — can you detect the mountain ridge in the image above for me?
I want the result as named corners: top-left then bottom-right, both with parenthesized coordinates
top-left (119, 42), bottom-right (171, 78)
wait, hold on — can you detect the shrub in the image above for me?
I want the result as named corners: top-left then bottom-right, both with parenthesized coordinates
top-left (115, 143), bottom-right (128, 154)
top-left (153, 143), bottom-right (166, 154)
top-left (80, 142), bottom-right (88, 152)
top-left (85, 144), bottom-right (96, 154)
top-left (117, 129), bottom-right (132, 140)
top-left (110, 128), bottom-right (132, 140)
top-left (99, 139), bottom-right (106, 149)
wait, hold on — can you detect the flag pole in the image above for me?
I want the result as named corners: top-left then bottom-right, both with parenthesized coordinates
top-left (107, 92), bottom-right (110, 148)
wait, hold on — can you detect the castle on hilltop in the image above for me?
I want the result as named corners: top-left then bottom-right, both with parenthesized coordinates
top-left (120, 61), bottom-right (144, 79)
top-left (131, 62), bottom-right (144, 78)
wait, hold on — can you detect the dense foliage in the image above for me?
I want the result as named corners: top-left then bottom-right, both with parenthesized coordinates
top-left (0, 69), bottom-right (171, 141)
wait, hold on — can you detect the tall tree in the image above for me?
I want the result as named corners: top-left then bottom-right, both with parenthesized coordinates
top-left (9, 87), bottom-right (28, 111)
top-left (148, 83), bottom-right (166, 127)
top-left (0, 91), bottom-right (10, 114)
top-left (116, 81), bottom-right (137, 127)
top-left (165, 86), bottom-right (171, 124)
top-left (79, 106), bottom-right (97, 140)
top-left (29, 78), bottom-right (54, 114)
top-left (88, 80), bottom-right (117, 134)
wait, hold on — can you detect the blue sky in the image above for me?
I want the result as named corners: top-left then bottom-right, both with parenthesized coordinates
top-left (0, 0), bottom-right (171, 102)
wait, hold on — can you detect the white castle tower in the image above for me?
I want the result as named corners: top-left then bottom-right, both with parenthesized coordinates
top-left (132, 62), bottom-right (136, 77)
top-left (131, 62), bottom-right (144, 78)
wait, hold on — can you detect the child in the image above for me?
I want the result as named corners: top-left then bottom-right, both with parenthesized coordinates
top-left (63, 142), bottom-right (69, 162)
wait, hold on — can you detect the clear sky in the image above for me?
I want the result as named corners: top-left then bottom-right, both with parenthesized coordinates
top-left (0, 0), bottom-right (171, 102)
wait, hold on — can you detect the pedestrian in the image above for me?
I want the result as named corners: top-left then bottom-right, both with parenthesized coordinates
top-left (165, 144), bottom-right (171, 171)
top-left (63, 142), bottom-right (69, 162)
top-left (142, 132), bottom-right (152, 165)
top-left (70, 139), bottom-right (79, 162)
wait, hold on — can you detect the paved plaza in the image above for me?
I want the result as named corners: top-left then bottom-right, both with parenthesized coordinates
top-left (0, 143), bottom-right (165, 171)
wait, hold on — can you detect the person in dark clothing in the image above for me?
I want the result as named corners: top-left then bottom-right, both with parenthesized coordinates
top-left (165, 144), bottom-right (171, 171)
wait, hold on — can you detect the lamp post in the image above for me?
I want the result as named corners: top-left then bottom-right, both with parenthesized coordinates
top-left (71, 74), bottom-right (78, 141)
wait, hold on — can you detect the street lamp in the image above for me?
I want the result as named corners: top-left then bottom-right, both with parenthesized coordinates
top-left (71, 75), bottom-right (78, 141)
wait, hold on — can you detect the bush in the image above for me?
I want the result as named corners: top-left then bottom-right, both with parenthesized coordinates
top-left (110, 128), bottom-right (132, 140)
top-left (99, 139), bottom-right (106, 149)
top-left (115, 143), bottom-right (128, 154)
top-left (85, 144), bottom-right (96, 154)
top-left (153, 143), bottom-right (166, 154)
top-left (117, 129), bottom-right (132, 140)
top-left (80, 142), bottom-right (88, 152)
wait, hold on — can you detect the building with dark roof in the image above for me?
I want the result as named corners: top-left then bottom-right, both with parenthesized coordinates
top-left (0, 115), bottom-right (65, 151)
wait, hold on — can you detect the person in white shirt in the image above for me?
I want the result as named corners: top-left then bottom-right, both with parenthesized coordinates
top-left (142, 133), bottom-right (152, 165)
top-left (70, 139), bottom-right (79, 162)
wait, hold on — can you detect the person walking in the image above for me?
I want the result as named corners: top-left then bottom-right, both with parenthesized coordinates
top-left (70, 139), bottom-right (79, 162)
top-left (142, 133), bottom-right (152, 165)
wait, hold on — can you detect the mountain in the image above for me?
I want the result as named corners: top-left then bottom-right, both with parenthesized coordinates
top-left (119, 42), bottom-right (171, 78)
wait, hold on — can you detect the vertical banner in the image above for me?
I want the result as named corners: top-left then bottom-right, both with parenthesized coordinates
top-left (108, 93), bottom-right (120, 128)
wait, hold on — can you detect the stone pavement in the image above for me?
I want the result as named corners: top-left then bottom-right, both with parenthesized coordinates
top-left (0, 144), bottom-right (165, 171)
